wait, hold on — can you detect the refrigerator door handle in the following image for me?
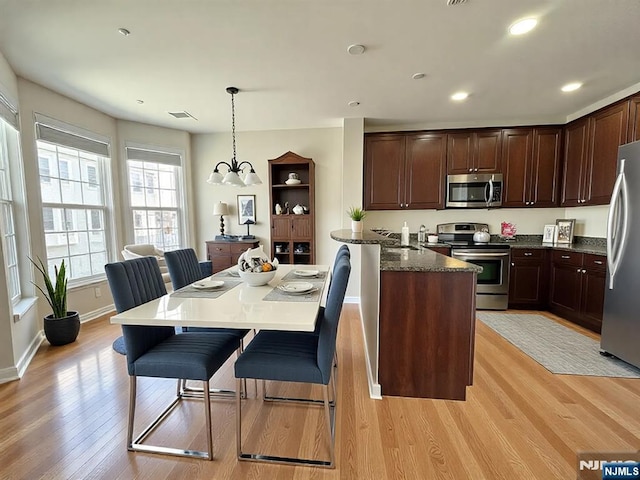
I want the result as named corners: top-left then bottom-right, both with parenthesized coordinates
top-left (606, 161), bottom-right (628, 289)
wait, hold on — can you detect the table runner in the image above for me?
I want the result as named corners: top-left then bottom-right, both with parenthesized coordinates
top-left (170, 280), bottom-right (242, 298)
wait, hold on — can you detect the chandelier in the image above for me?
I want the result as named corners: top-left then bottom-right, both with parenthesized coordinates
top-left (206, 87), bottom-right (262, 187)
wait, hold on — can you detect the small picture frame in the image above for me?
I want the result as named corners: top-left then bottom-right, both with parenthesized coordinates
top-left (555, 218), bottom-right (576, 244)
top-left (542, 224), bottom-right (557, 244)
top-left (237, 195), bottom-right (256, 225)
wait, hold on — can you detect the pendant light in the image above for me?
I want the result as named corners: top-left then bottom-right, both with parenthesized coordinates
top-left (206, 87), bottom-right (262, 187)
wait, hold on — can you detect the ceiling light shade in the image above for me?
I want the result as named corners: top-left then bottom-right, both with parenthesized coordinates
top-left (451, 91), bottom-right (469, 101)
top-left (213, 201), bottom-right (229, 216)
top-left (347, 44), bottom-right (366, 55)
top-left (509, 18), bottom-right (538, 35)
top-left (207, 87), bottom-right (262, 187)
top-left (561, 82), bottom-right (583, 92)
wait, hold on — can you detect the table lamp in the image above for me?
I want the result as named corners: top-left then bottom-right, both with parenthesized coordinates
top-left (213, 201), bottom-right (229, 236)
top-left (241, 219), bottom-right (256, 240)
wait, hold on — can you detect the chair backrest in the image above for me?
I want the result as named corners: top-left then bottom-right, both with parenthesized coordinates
top-left (317, 255), bottom-right (351, 383)
top-left (105, 257), bottom-right (173, 374)
top-left (165, 248), bottom-right (207, 290)
top-left (327, 245), bottom-right (350, 292)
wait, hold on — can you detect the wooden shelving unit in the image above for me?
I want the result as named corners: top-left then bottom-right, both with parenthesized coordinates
top-left (268, 151), bottom-right (315, 265)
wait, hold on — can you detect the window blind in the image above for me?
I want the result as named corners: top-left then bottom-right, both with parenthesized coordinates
top-left (126, 147), bottom-right (182, 167)
top-left (0, 92), bottom-right (18, 130)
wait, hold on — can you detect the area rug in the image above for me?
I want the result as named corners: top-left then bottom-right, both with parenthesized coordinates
top-left (477, 312), bottom-right (640, 378)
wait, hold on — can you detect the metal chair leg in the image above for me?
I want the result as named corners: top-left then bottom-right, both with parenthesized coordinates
top-left (236, 378), bottom-right (242, 458)
top-left (179, 347), bottom-right (244, 399)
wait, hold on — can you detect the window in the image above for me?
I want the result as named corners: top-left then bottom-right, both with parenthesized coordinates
top-left (126, 146), bottom-right (183, 252)
top-left (0, 94), bottom-right (22, 303)
top-left (36, 116), bottom-right (112, 283)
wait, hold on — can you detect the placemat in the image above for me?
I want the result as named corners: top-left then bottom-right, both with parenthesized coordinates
top-left (282, 270), bottom-right (328, 281)
top-left (213, 270), bottom-right (240, 278)
top-left (263, 285), bottom-right (322, 302)
top-left (170, 280), bottom-right (242, 298)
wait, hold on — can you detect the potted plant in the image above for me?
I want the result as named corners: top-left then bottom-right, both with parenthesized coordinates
top-left (30, 257), bottom-right (80, 346)
top-left (347, 206), bottom-right (367, 233)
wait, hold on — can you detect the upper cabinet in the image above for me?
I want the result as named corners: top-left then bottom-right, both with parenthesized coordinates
top-left (629, 95), bottom-right (640, 142)
top-left (502, 127), bottom-right (562, 207)
top-left (447, 129), bottom-right (502, 174)
top-left (364, 132), bottom-right (446, 210)
top-left (562, 100), bottom-right (630, 206)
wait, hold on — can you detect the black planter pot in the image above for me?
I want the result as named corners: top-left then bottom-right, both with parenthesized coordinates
top-left (44, 311), bottom-right (80, 346)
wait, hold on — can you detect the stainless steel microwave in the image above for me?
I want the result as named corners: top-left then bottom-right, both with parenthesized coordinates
top-left (446, 173), bottom-right (503, 208)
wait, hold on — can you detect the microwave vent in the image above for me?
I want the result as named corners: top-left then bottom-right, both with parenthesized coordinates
top-left (447, 0), bottom-right (467, 5)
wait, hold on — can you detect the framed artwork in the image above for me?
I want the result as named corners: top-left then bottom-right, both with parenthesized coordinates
top-left (542, 224), bottom-right (557, 244)
top-left (237, 195), bottom-right (256, 225)
top-left (555, 218), bottom-right (576, 244)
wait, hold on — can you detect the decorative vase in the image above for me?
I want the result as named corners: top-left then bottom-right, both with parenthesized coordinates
top-left (44, 311), bottom-right (80, 346)
top-left (351, 220), bottom-right (363, 233)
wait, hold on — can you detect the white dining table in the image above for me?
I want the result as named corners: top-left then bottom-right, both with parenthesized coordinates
top-left (110, 264), bottom-right (330, 332)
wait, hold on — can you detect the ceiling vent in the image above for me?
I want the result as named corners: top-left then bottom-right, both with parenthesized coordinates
top-left (447, 0), bottom-right (467, 5)
top-left (168, 111), bottom-right (197, 120)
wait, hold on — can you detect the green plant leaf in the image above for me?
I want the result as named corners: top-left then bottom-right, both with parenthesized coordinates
top-left (29, 256), bottom-right (68, 319)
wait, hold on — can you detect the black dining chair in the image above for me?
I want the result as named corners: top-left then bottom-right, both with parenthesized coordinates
top-left (165, 248), bottom-right (251, 398)
top-left (234, 254), bottom-right (351, 468)
top-left (105, 256), bottom-right (242, 460)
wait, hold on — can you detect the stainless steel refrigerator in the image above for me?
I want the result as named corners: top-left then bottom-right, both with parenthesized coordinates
top-left (600, 140), bottom-right (640, 369)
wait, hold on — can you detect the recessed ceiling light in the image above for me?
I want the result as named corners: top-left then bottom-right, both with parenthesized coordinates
top-left (118, 27), bottom-right (131, 36)
top-left (509, 18), bottom-right (538, 35)
top-left (348, 101), bottom-right (360, 107)
top-left (347, 44), bottom-right (365, 55)
top-left (412, 73), bottom-right (426, 80)
top-left (451, 92), bottom-right (469, 101)
top-left (561, 82), bottom-right (583, 93)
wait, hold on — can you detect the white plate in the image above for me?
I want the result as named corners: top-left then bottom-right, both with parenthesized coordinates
top-left (294, 269), bottom-right (320, 278)
top-left (192, 280), bottom-right (225, 290)
top-left (278, 281), bottom-right (314, 293)
top-left (280, 286), bottom-right (318, 296)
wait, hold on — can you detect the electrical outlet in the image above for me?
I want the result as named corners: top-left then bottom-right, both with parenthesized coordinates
top-left (94, 287), bottom-right (101, 298)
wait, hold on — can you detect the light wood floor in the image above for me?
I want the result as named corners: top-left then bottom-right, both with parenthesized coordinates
top-left (1, 306), bottom-right (638, 479)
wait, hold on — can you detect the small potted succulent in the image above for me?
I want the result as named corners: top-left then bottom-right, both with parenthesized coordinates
top-left (347, 206), bottom-right (367, 233)
top-left (30, 257), bottom-right (80, 346)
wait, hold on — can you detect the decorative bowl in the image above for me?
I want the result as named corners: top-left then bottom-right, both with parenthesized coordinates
top-left (238, 269), bottom-right (276, 286)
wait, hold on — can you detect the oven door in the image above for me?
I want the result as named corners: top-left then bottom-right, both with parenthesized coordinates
top-left (450, 248), bottom-right (510, 295)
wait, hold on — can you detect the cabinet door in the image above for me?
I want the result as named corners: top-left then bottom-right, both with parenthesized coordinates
top-left (291, 216), bottom-right (313, 238)
top-left (271, 216), bottom-right (291, 239)
top-left (474, 129), bottom-right (502, 173)
top-left (447, 132), bottom-right (473, 174)
top-left (364, 134), bottom-right (405, 209)
top-left (404, 133), bottom-right (446, 209)
top-left (501, 128), bottom-right (533, 207)
top-left (530, 127), bottom-right (562, 207)
top-left (630, 96), bottom-right (640, 142)
top-left (584, 101), bottom-right (630, 205)
top-left (508, 249), bottom-right (548, 308)
top-left (561, 118), bottom-right (589, 206)
top-left (581, 267), bottom-right (605, 333)
top-left (549, 262), bottom-right (583, 317)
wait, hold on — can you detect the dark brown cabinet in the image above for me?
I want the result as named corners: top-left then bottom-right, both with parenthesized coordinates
top-left (364, 132), bottom-right (446, 210)
top-left (549, 250), bottom-right (606, 333)
top-left (425, 246), bottom-right (450, 256)
top-left (508, 248), bottom-right (549, 309)
top-left (562, 101), bottom-right (630, 206)
top-left (268, 151), bottom-right (315, 264)
top-left (502, 127), bottom-right (562, 207)
top-left (206, 239), bottom-right (259, 273)
top-left (629, 95), bottom-right (640, 142)
top-left (446, 129), bottom-right (502, 174)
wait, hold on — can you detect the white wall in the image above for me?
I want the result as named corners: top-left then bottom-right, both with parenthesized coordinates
top-left (192, 128), bottom-right (343, 266)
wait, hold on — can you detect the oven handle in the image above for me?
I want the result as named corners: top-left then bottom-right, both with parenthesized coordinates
top-left (451, 251), bottom-right (510, 258)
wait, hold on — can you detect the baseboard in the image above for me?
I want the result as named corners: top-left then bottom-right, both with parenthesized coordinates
top-left (15, 332), bottom-right (45, 379)
top-left (0, 366), bottom-right (19, 384)
top-left (81, 304), bottom-right (115, 323)
top-left (358, 303), bottom-right (382, 399)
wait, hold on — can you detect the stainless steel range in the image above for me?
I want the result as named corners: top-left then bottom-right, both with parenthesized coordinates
top-left (437, 222), bottom-right (510, 310)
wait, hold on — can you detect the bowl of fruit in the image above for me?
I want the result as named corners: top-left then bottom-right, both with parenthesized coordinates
top-left (238, 255), bottom-right (277, 286)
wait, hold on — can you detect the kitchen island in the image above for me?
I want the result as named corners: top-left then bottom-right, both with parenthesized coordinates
top-left (331, 229), bottom-right (481, 400)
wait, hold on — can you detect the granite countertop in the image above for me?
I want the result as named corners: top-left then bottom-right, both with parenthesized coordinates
top-left (330, 229), bottom-right (482, 273)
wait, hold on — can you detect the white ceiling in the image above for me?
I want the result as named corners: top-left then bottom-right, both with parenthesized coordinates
top-left (1, 0), bottom-right (639, 134)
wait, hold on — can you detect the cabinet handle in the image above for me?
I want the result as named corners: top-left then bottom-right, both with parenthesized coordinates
top-left (561, 255), bottom-right (571, 259)
top-left (468, 168), bottom-right (473, 172)
top-left (576, 268), bottom-right (581, 272)
top-left (524, 252), bottom-right (532, 256)
top-left (593, 260), bottom-right (603, 265)
top-left (511, 262), bottom-right (515, 266)
top-left (474, 168), bottom-right (479, 172)
top-left (582, 269), bottom-right (587, 273)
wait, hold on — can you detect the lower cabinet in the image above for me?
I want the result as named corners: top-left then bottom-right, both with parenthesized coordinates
top-left (206, 239), bottom-right (260, 273)
top-left (425, 245), bottom-right (450, 256)
top-left (548, 250), bottom-right (605, 333)
top-left (508, 248), bottom-right (548, 309)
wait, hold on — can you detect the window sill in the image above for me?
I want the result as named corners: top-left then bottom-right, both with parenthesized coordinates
top-left (68, 274), bottom-right (107, 291)
top-left (13, 296), bottom-right (38, 323)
